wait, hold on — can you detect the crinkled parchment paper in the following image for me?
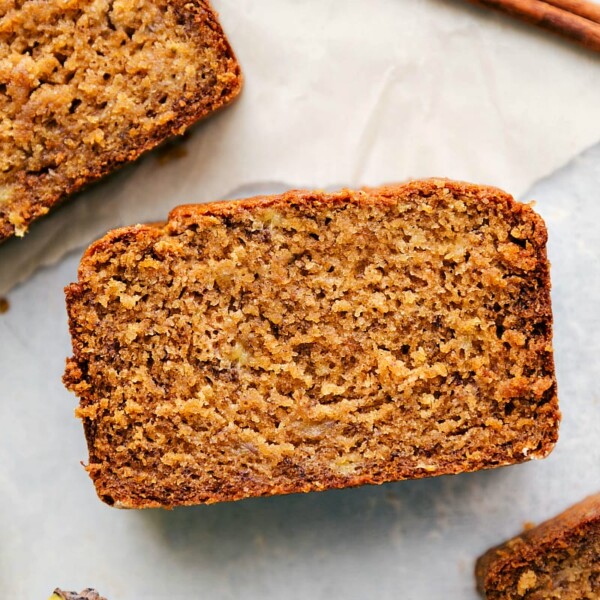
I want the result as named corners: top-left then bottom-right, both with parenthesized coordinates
top-left (1, 0), bottom-right (600, 295)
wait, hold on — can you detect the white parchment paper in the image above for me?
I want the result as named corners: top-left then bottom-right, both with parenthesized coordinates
top-left (2, 0), bottom-right (600, 295)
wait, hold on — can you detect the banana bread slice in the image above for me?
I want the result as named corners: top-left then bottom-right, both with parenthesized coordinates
top-left (0, 0), bottom-right (241, 241)
top-left (64, 179), bottom-right (559, 508)
top-left (476, 493), bottom-right (600, 599)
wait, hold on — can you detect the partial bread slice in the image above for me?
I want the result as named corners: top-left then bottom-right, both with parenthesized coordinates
top-left (476, 493), bottom-right (600, 599)
top-left (64, 179), bottom-right (559, 508)
top-left (0, 0), bottom-right (241, 240)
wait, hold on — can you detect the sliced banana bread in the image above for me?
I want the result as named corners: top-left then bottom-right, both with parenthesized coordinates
top-left (64, 179), bottom-right (559, 508)
top-left (476, 493), bottom-right (600, 599)
top-left (0, 0), bottom-right (241, 240)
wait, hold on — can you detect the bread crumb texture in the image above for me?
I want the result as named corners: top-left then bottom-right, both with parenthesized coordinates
top-left (476, 493), bottom-right (600, 599)
top-left (64, 180), bottom-right (559, 508)
top-left (0, 0), bottom-right (241, 240)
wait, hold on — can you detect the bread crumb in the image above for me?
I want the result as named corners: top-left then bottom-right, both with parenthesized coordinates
top-left (517, 569), bottom-right (538, 595)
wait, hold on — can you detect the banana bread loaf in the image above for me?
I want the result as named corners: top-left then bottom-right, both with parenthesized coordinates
top-left (64, 179), bottom-right (559, 508)
top-left (476, 493), bottom-right (600, 599)
top-left (0, 0), bottom-right (241, 241)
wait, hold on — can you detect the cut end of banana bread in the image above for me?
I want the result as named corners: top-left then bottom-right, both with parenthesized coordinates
top-left (64, 179), bottom-right (559, 508)
top-left (0, 0), bottom-right (241, 240)
top-left (476, 493), bottom-right (600, 599)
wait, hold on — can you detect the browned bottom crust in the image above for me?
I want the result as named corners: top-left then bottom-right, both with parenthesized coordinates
top-left (64, 179), bottom-right (559, 508)
top-left (476, 493), bottom-right (600, 599)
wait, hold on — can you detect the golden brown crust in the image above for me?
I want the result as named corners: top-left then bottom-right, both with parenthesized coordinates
top-left (64, 179), bottom-right (559, 509)
top-left (0, 0), bottom-right (242, 241)
top-left (476, 493), bottom-right (600, 598)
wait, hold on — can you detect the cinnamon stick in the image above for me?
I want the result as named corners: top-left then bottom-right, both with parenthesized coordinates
top-left (543, 0), bottom-right (600, 24)
top-left (465, 0), bottom-right (600, 52)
